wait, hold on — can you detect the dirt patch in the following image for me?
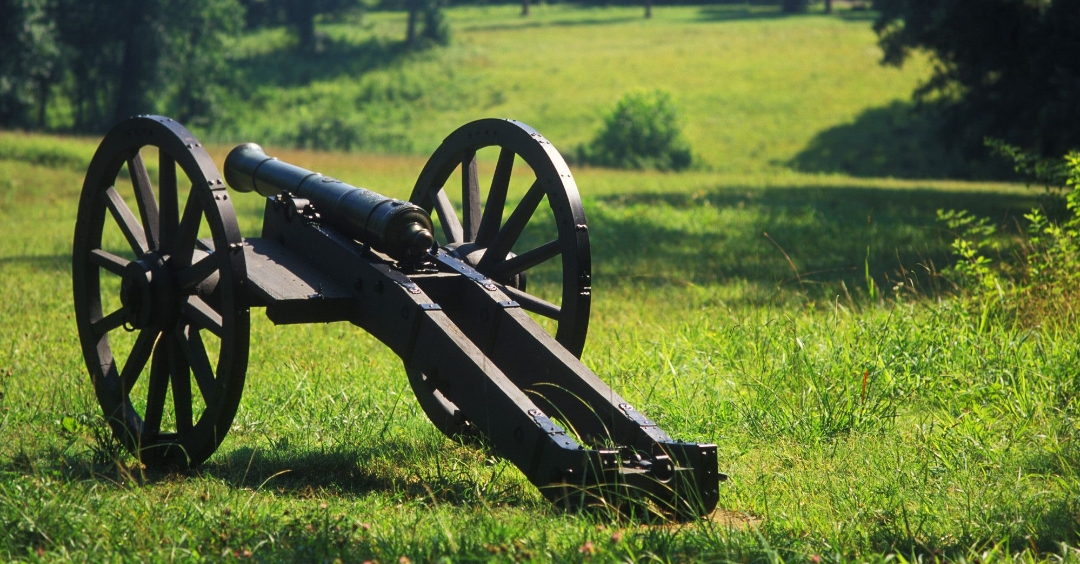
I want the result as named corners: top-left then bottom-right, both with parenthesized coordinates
top-left (707, 508), bottom-right (762, 530)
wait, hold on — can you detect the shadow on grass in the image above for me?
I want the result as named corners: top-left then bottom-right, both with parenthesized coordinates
top-left (0, 254), bottom-right (70, 273)
top-left (692, 3), bottom-right (875, 23)
top-left (836, 8), bottom-right (878, 21)
top-left (787, 101), bottom-right (1012, 180)
top-left (0, 176), bottom-right (1041, 306)
top-left (200, 440), bottom-right (536, 508)
top-left (234, 36), bottom-right (410, 88)
top-left (461, 15), bottom-right (644, 33)
top-left (693, 5), bottom-right (793, 22)
top-left (585, 183), bottom-right (1038, 300)
top-left (864, 497), bottom-right (1080, 558)
top-left (0, 433), bottom-right (533, 508)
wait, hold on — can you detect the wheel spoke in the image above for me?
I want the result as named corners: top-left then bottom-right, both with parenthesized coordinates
top-left (105, 186), bottom-right (148, 256)
top-left (177, 254), bottom-right (219, 292)
top-left (461, 151), bottom-right (481, 242)
top-left (121, 329), bottom-right (158, 395)
top-left (502, 285), bottom-right (561, 319)
top-left (178, 324), bottom-right (216, 405)
top-left (89, 249), bottom-right (130, 276)
top-left (167, 334), bottom-right (193, 434)
top-left (476, 148), bottom-right (514, 247)
top-left (158, 152), bottom-right (178, 253)
top-left (181, 296), bottom-right (223, 337)
top-left (477, 180), bottom-right (544, 272)
top-left (142, 336), bottom-right (170, 438)
top-left (174, 187), bottom-right (204, 267)
top-left (489, 239), bottom-right (560, 279)
top-left (128, 152), bottom-right (160, 251)
top-left (92, 308), bottom-right (127, 336)
top-left (433, 189), bottom-right (464, 244)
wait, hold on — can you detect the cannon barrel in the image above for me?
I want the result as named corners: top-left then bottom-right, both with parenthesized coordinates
top-left (224, 143), bottom-right (434, 261)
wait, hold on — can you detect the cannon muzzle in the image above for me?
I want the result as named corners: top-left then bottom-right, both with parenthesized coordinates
top-left (224, 143), bottom-right (434, 261)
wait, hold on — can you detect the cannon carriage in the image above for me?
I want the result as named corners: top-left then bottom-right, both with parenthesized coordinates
top-left (72, 115), bottom-right (723, 518)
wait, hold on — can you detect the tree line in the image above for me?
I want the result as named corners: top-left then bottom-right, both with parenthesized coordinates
top-left (0, 0), bottom-right (837, 133)
top-left (1, 0), bottom-right (252, 132)
top-left (2, 0), bottom-right (1077, 162)
top-left (0, 0), bottom-right (447, 133)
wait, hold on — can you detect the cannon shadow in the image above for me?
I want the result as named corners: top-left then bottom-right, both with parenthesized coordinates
top-left (199, 440), bottom-right (538, 507)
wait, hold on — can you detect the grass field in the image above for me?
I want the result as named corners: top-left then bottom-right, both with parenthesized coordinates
top-left (4, 4), bottom-right (1080, 563)
top-left (199, 4), bottom-right (987, 178)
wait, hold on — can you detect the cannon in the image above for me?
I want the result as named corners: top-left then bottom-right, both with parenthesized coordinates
top-left (72, 115), bottom-right (724, 517)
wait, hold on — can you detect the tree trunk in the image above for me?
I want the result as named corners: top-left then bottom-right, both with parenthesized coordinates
top-left (298, 16), bottom-right (316, 50)
top-left (644, 0), bottom-right (652, 18)
top-left (406, 0), bottom-right (419, 46)
top-left (36, 78), bottom-right (48, 128)
top-left (285, 1), bottom-right (317, 51)
top-left (521, 0), bottom-right (529, 16)
top-left (824, 0), bottom-right (833, 13)
top-left (781, 0), bottom-right (808, 12)
top-left (113, 1), bottom-right (156, 124)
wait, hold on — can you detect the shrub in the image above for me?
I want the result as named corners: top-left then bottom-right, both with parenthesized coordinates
top-left (939, 149), bottom-right (1080, 330)
top-left (577, 90), bottom-right (694, 172)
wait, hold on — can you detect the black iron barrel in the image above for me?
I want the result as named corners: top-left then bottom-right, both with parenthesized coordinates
top-left (224, 143), bottom-right (434, 260)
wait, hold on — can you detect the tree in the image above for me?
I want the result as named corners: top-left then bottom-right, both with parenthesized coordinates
top-left (405, 0), bottom-right (418, 44)
top-left (238, 0), bottom-right (359, 51)
top-left (286, 0), bottom-right (360, 51)
top-left (159, 0), bottom-right (245, 127)
top-left (405, 0), bottom-right (448, 48)
top-left (54, 0), bottom-right (245, 130)
top-left (0, 0), bottom-right (245, 132)
top-left (0, 0), bottom-right (61, 128)
top-left (872, 0), bottom-right (1080, 156)
top-left (782, 0), bottom-right (809, 12)
top-left (52, 0), bottom-right (130, 131)
top-left (111, 0), bottom-right (163, 125)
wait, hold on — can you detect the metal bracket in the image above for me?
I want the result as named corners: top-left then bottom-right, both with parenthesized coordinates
top-left (618, 403), bottom-right (657, 428)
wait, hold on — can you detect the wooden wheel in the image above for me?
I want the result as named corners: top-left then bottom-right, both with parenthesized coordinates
top-left (72, 116), bottom-right (249, 468)
top-left (410, 118), bottom-right (591, 353)
top-left (408, 118), bottom-right (591, 436)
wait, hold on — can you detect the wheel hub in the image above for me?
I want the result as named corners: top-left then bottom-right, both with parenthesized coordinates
top-left (119, 253), bottom-right (176, 329)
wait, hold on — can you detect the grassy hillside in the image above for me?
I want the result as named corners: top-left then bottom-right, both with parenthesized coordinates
top-left (205, 4), bottom-right (969, 177)
top-left (4, 4), bottom-right (1079, 563)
